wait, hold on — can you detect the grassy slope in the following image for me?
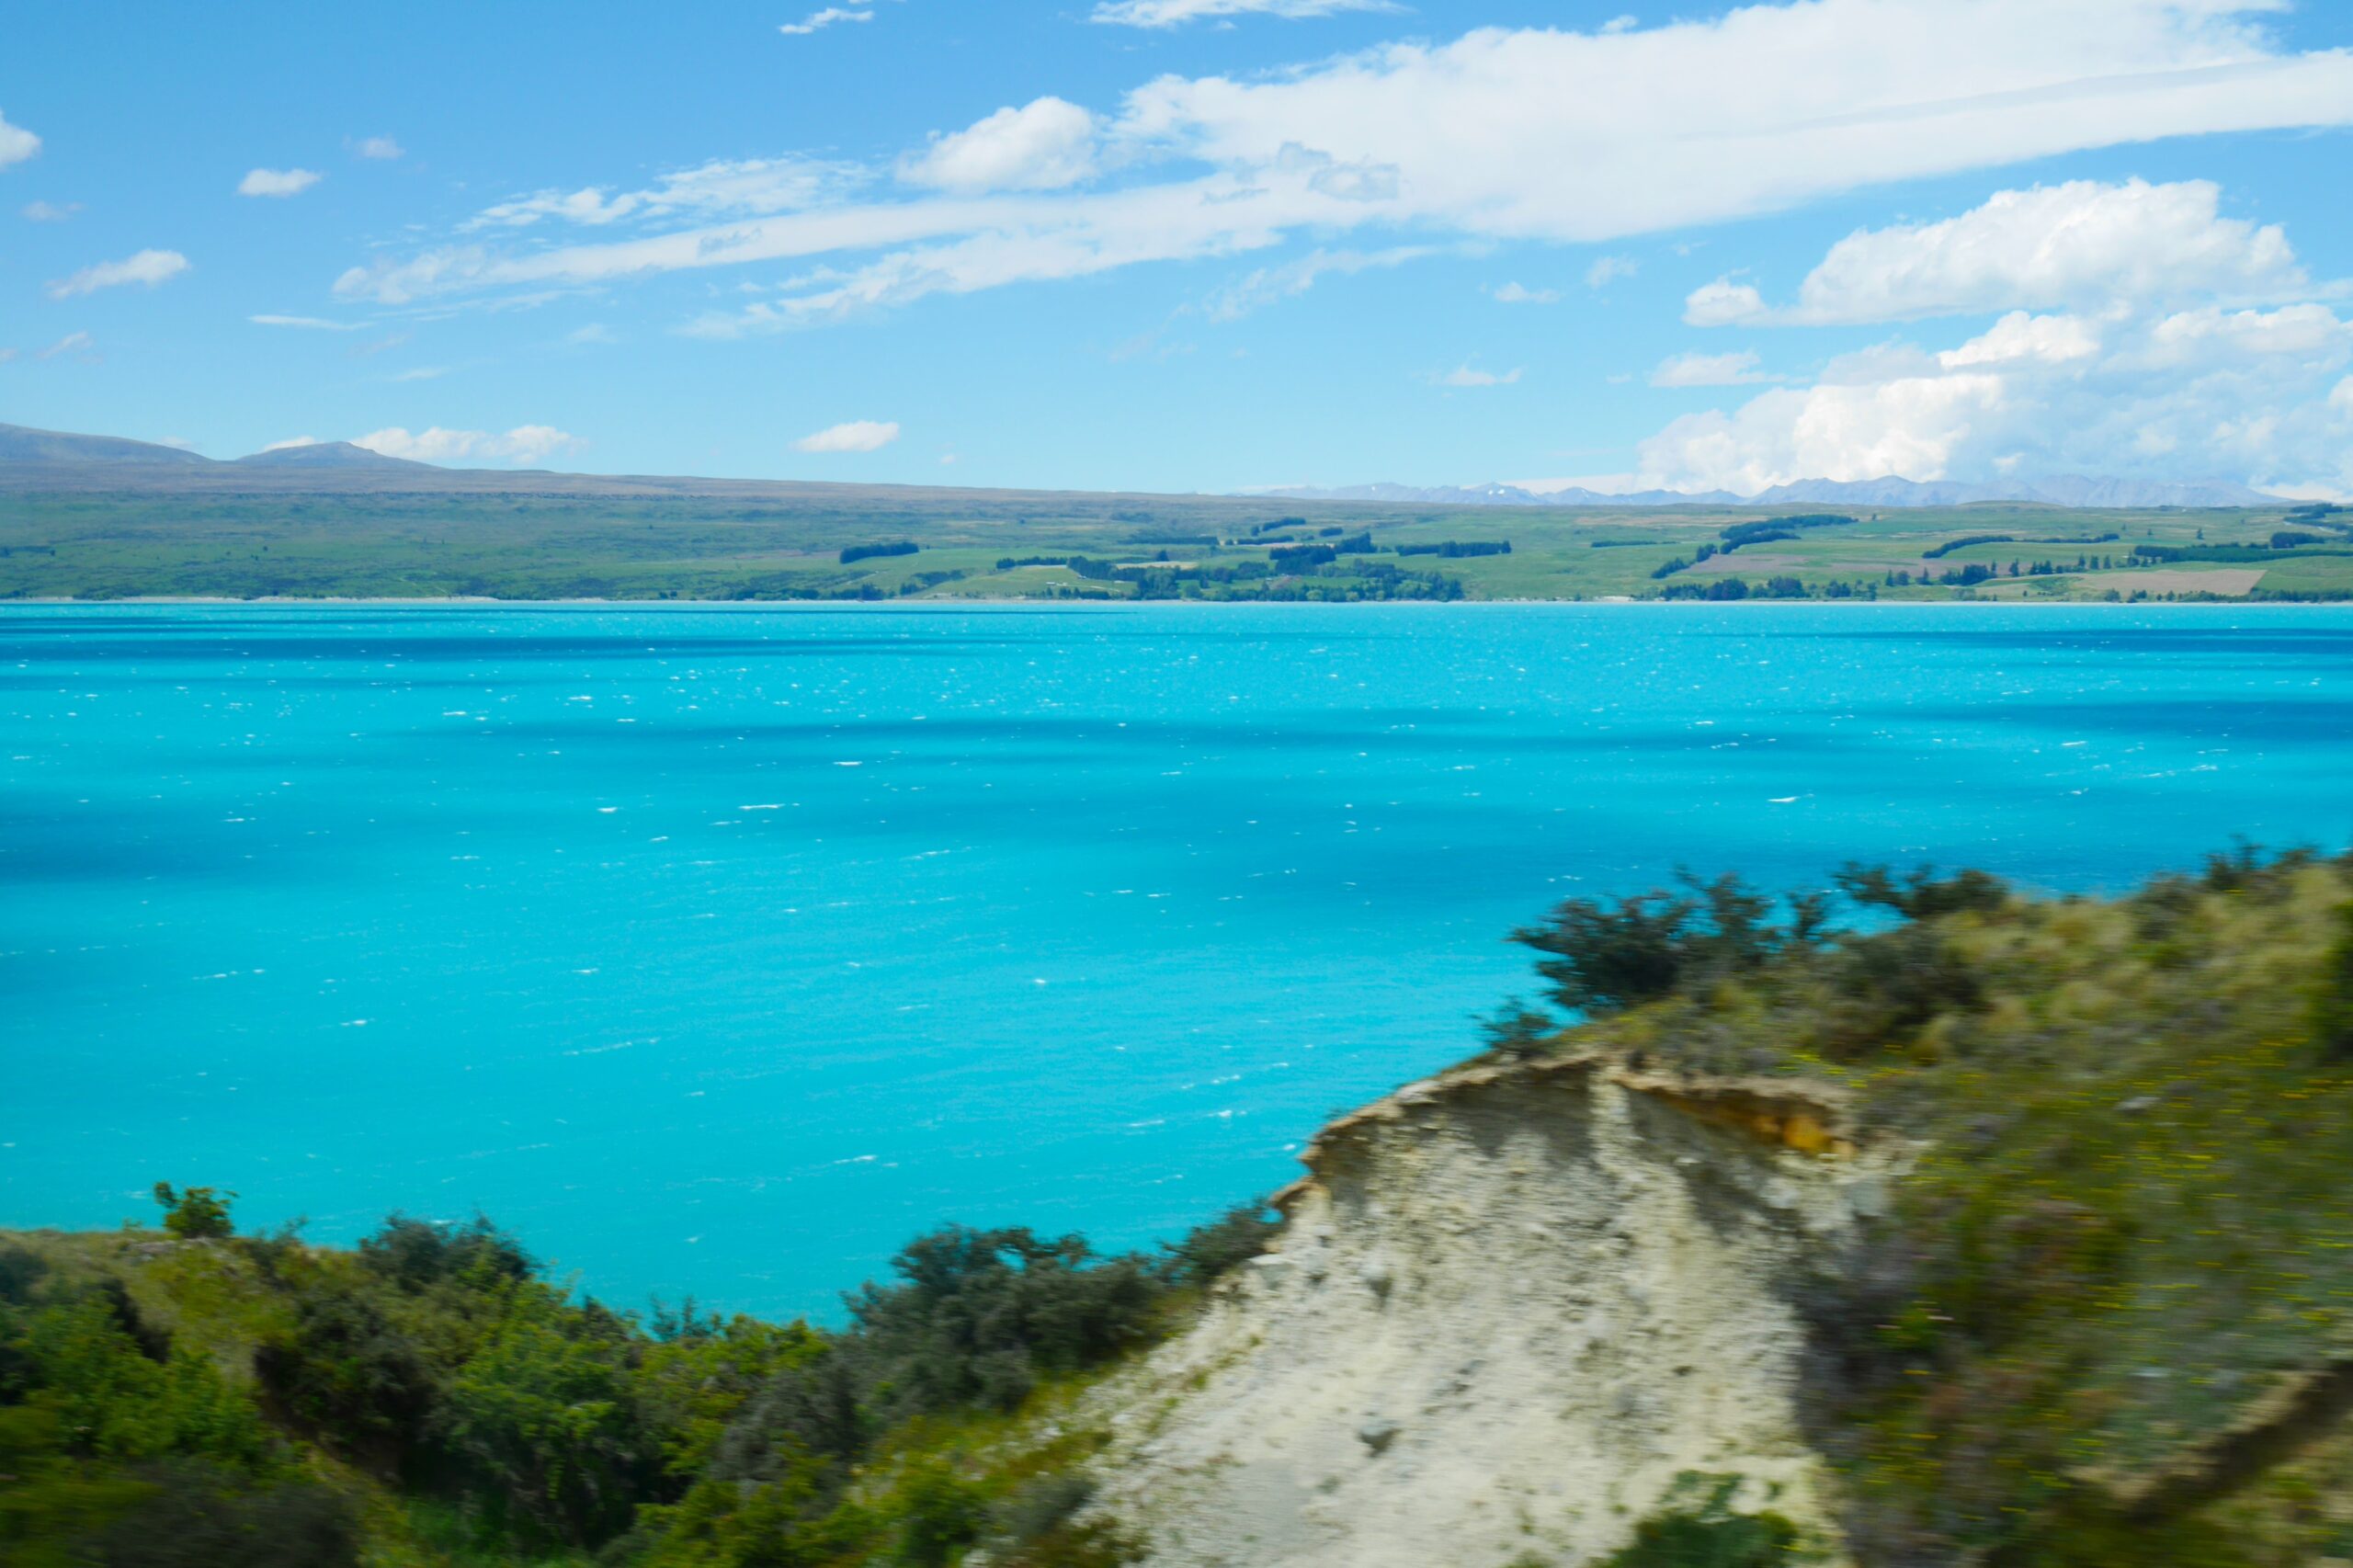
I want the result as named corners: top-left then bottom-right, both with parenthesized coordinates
top-left (4, 490), bottom-right (2349, 601)
top-left (1527, 852), bottom-right (2353, 1564)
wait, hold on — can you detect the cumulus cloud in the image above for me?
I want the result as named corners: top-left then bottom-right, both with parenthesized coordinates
top-left (1586, 255), bottom-right (1638, 289)
top-left (352, 136), bottom-right (404, 160)
top-left (48, 248), bottom-right (189, 299)
top-left (1091, 0), bottom-right (1401, 24)
top-left (22, 199), bottom-right (78, 222)
top-left (901, 98), bottom-right (1097, 194)
top-left (1936, 311), bottom-right (2102, 369)
top-left (239, 167), bottom-right (323, 199)
top-left (0, 109), bottom-right (38, 168)
top-left (792, 419), bottom-right (901, 453)
top-left (779, 6), bottom-right (870, 35)
top-left (1688, 180), bottom-right (2303, 326)
top-left (353, 425), bottom-right (580, 466)
top-left (334, 2), bottom-right (2353, 330)
top-left (1439, 365), bottom-right (1523, 387)
top-left (1651, 349), bottom-right (1774, 387)
top-left (1630, 168), bottom-right (2353, 495)
top-left (1490, 280), bottom-right (1559, 304)
top-left (1636, 277), bottom-right (2353, 496)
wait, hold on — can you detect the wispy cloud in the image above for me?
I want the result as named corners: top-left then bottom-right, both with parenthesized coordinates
top-left (354, 425), bottom-right (579, 465)
top-left (48, 248), bottom-right (188, 299)
top-left (1206, 244), bottom-right (1440, 323)
top-left (1438, 364), bottom-right (1523, 387)
top-left (0, 109), bottom-right (38, 169)
top-left (1489, 280), bottom-right (1559, 304)
top-left (1650, 349), bottom-right (1775, 387)
top-left (39, 331), bottom-right (95, 361)
top-left (21, 199), bottom-right (79, 222)
top-left (250, 313), bottom-right (362, 330)
top-left (351, 135), bottom-right (404, 160)
top-left (792, 419), bottom-right (900, 453)
top-left (779, 6), bottom-right (871, 36)
top-left (1090, 0), bottom-right (1400, 26)
top-left (239, 167), bottom-right (322, 199)
top-left (1586, 255), bottom-right (1638, 288)
top-left (333, 1), bottom-right (2353, 342)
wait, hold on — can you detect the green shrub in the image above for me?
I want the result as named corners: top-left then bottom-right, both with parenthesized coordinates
top-left (151, 1184), bottom-right (234, 1242)
top-left (1512, 873), bottom-right (1828, 1015)
top-left (1157, 1200), bottom-right (1280, 1288)
top-left (2313, 902), bottom-right (2353, 1057)
top-left (1602, 1474), bottom-right (1798, 1567)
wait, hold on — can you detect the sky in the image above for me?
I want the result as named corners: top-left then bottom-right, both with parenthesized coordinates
top-left (5, 0), bottom-right (2353, 497)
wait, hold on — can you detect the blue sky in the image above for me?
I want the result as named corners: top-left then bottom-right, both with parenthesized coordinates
top-left (5, 0), bottom-right (2353, 495)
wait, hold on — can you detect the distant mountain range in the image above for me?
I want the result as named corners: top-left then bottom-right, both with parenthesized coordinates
top-left (0, 421), bottom-right (2293, 510)
top-left (1254, 474), bottom-right (2290, 509)
top-left (0, 424), bottom-right (432, 472)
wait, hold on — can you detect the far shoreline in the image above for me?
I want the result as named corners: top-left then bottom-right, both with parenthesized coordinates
top-left (4, 595), bottom-right (2345, 611)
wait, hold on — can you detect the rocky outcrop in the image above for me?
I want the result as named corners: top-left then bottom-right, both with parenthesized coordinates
top-left (1086, 1055), bottom-right (1901, 1567)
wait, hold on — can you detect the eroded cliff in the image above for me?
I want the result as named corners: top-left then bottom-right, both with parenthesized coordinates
top-left (1082, 1055), bottom-right (1895, 1567)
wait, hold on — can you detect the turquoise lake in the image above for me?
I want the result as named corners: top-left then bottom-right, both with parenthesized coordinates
top-left (6, 602), bottom-right (2351, 1319)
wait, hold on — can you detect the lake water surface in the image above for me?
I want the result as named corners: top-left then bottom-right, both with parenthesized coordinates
top-left (6, 602), bottom-right (2351, 1318)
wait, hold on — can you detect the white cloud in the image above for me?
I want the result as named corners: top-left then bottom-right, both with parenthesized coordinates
top-left (1091, 0), bottom-right (1400, 25)
top-left (1490, 280), bottom-right (1559, 304)
top-left (1635, 168), bottom-right (2353, 496)
top-left (22, 199), bottom-right (78, 222)
top-left (250, 312), bottom-right (362, 330)
top-left (901, 98), bottom-right (1098, 194)
top-left (352, 136), bottom-right (404, 160)
top-left (1692, 180), bottom-right (2303, 326)
top-left (260, 437), bottom-right (321, 452)
top-left (460, 157), bottom-right (857, 232)
top-left (0, 109), bottom-right (38, 169)
top-left (39, 331), bottom-right (94, 360)
top-left (239, 167), bottom-right (323, 199)
top-left (335, 2), bottom-right (2353, 326)
top-left (2124, 303), bottom-right (2352, 370)
top-left (792, 419), bottom-right (900, 453)
top-left (1637, 289), bottom-right (2353, 495)
top-left (1202, 244), bottom-right (1438, 324)
top-left (391, 366), bottom-right (448, 381)
top-left (353, 425), bottom-right (580, 465)
top-left (1937, 311), bottom-right (2102, 369)
top-left (567, 323), bottom-right (616, 344)
top-left (1586, 255), bottom-right (1638, 289)
top-left (1438, 365), bottom-right (1523, 387)
top-left (48, 248), bottom-right (189, 299)
top-left (1651, 349), bottom-right (1773, 387)
top-left (1683, 278), bottom-right (1767, 326)
top-left (779, 6), bottom-right (870, 35)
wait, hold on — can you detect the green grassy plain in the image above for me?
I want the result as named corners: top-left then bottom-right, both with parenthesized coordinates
top-left (4, 488), bottom-right (2349, 602)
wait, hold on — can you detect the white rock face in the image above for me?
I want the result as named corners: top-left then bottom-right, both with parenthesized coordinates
top-left (1087, 1062), bottom-right (1882, 1567)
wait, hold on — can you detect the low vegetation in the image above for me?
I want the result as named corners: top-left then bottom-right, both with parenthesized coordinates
top-left (1510, 845), bottom-right (2353, 1565)
top-left (0, 1194), bottom-right (1276, 1566)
